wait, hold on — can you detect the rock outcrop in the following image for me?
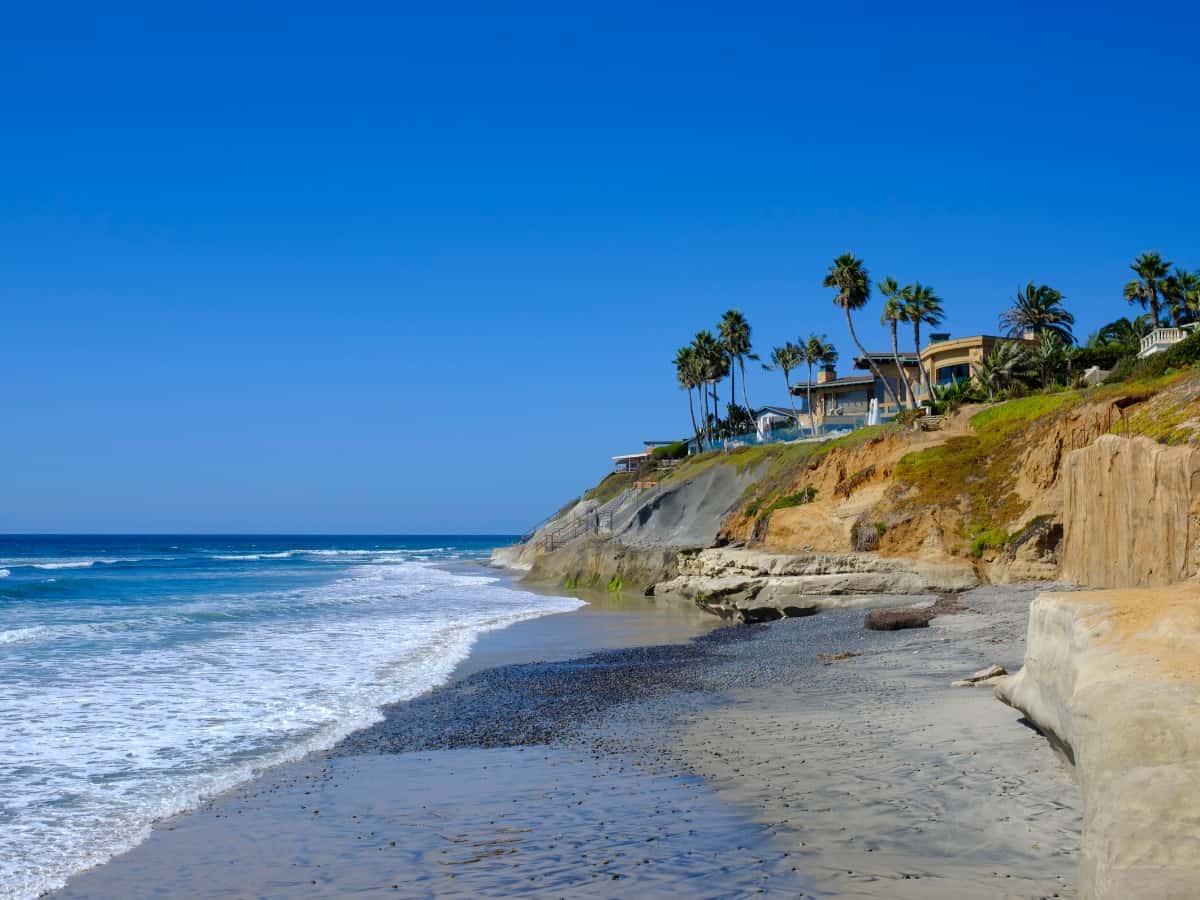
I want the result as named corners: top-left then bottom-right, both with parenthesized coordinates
top-left (1060, 434), bottom-right (1200, 588)
top-left (653, 547), bottom-right (977, 622)
top-left (995, 585), bottom-right (1200, 898)
top-left (525, 538), bottom-right (681, 594)
top-left (863, 595), bottom-right (966, 631)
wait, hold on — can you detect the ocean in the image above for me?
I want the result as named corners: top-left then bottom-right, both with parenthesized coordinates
top-left (0, 535), bottom-right (580, 899)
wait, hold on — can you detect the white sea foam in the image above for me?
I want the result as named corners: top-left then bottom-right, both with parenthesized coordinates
top-left (210, 551), bottom-right (294, 561)
top-left (0, 552), bottom-right (582, 899)
top-left (0, 568), bottom-right (8, 578)
top-left (0, 626), bottom-right (48, 645)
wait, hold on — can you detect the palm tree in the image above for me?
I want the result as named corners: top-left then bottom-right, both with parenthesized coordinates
top-left (718, 309), bottom-right (758, 421)
top-left (674, 345), bottom-right (702, 444)
top-left (971, 341), bottom-right (1027, 401)
top-left (1162, 268), bottom-right (1200, 327)
top-left (692, 330), bottom-right (727, 442)
top-left (1125, 252), bottom-right (1172, 328)
top-left (878, 277), bottom-right (910, 409)
top-left (999, 282), bottom-right (1074, 343)
top-left (800, 334), bottom-right (838, 436)
top-left (901, 281), bottom-right (944, 403)
top-left (1087, 315), bottom-right (1152, 356)
top-left (1029, 331), bottom-right (1066, 389)
top-left (823, 253), bottom-right (900, 408)
top-left (1181, 270), bottom-right (1200, 322)
top-left (763, 342), bottom-right (804, 427)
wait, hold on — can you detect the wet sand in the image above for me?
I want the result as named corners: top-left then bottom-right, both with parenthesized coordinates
top-left (53, 582), bottom-right (1081, 898)
top-left (670, 584), bottom-right (1082, 899)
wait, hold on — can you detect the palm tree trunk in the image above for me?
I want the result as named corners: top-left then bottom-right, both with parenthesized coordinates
top-left (806, 362), bottom-right (817, 437)
top-left (1150, 291), bottom-right (1161, 328)
top-left (784, 370), bottom-right (799, 427)
top-left (846, 308), bottom-right (900, 409)
top-left (700, 381), bottom-right (710, 446)
top-left (687, 386), bottom-right (700, 446)
top-left (739, 358), bottom-right (752, 424)
top-left (729, 357), bottom-right (736, 419)
top-left (913, 321), bottom-right (931, 402)
top-left (889, 322), bottom-right (908, 409)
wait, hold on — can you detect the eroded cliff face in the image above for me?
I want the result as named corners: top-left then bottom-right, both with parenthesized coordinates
top-left (499, 373), bottom-right (1200, 597)
top-left (719, 395), bottom-right (1131, 572)
top-left (996, 586), bottom-right (1200, 898)
top-left (1060, 434), bottom-right (1200, 588)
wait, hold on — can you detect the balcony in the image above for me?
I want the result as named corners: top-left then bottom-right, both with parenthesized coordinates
top-left (1139, 327), bottom-right (1188, 359)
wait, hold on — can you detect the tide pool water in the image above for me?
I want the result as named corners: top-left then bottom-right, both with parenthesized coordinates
top-left (0, 535), bottom-right (580, 900)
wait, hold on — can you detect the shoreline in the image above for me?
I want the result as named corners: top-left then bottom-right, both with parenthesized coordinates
top-left (46, 569), bottom-right (724, 898)
top-left (51, 572), bottom-right (1081, 898)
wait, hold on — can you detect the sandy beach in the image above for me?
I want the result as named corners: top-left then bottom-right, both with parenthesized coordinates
top-left (52, 579), bottom-right (1081, 898)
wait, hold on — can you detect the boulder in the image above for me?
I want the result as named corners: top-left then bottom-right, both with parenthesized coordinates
top-left (864, 596), bottom-right (966, 631)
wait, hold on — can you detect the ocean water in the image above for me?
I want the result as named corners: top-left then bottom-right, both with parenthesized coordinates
top-left (0, 535), bottom-right (581, 900)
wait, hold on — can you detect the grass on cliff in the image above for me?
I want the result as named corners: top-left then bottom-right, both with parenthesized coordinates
top-left (891, 393), bottom-right (1080, 541)
top-left (1105, 371), bottom-right (1200, 444)
top-left (582, 471), bottom-right (636, 505)
top-left (890, 375), bottom-right (1198, 546)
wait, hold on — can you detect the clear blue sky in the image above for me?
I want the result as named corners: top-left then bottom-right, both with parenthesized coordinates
top-left (4, 1), bottom-right (1198, 533)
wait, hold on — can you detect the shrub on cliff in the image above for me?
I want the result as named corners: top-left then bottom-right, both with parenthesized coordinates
top-left (1129, 329), bottom-right (1200, 381)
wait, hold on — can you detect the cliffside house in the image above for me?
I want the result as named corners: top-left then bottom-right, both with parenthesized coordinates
top-left (789, 334), bottom-right (1037, 431)
top-left (852, 351), bottom-right (925, 408)
top-left (1138, 323), bottom-right (1199, 358)
top-left (918, 333), bottom-right (1035, 388)
top-left (787, 364), bottom-right (878, 431)
top-left (612, 441), bottom-right (677, 472)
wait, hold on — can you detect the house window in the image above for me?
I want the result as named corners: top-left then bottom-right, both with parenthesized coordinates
top-left (935, 363), bottom-right (971, 385)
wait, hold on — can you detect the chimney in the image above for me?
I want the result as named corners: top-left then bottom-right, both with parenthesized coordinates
top-left (817, 364), bottom-right (837, 384)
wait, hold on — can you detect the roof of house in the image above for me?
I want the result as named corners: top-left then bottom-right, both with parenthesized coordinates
top-left (853, 352), bottom-right (922, 369)
top-left (921, 334), bottom-right (1032, 354)
top-left (611, 450), bottom-right (652, 462)
top-left (754, 405), bottom-right (800, 418)
top-left (788, 374), bottom-right (874, 393)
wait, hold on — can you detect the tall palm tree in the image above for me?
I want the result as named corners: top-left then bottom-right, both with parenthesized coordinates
top-left (718, 309), bottom-right (757, 419)
top-left (971, 341), bottom-right (1027, 401)
top-left (800, 334), bottom-right (838, 436)
top-left (1162, 268), bottom-right (1200, 327)
top-left (999, 282), bottom-right (1074, 343)
top-left (1125, 251), bottom-right (1172, 328)
top-left (823, 253), bottom-right (900, 408)
top-left (901, 281), bottom-right (944, 402)
top-left (878, 277), bottom-right (910, 409)
top-left (674, 345), bottom-right (702, 444)
top-left (763, 342), bottom-right (803, 427)
top-left (692, 330), bottom-right (727, 442)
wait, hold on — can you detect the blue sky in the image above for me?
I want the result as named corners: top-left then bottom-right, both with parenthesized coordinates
top-left (3, 1), bottom-right (1199, 533)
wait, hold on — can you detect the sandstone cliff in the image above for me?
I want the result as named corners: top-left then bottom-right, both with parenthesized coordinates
top-left (1060, 434), bottom-right (1200, 588)
top-left (996, 586), bottom-right (1200, 898)
top-left (499, 370), bottom-right (1200, 598)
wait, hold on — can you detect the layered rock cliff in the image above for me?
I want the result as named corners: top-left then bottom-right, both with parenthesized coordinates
top-left (996, 586), bottom-right (1200, 898)
top-left (653, 547), bottom-right (977, 621)
top-left (1060, 434), bottom-right (1200, 588)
